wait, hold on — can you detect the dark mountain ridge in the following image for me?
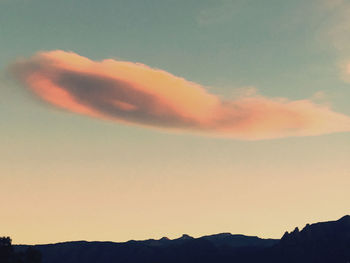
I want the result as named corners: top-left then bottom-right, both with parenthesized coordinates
top-left (269, 215), bottom-right (350, 263)
top-left (14, 215), bottom-right (350, 263)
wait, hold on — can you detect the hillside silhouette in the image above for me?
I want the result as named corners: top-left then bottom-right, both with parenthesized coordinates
top-left (12, 215), bottom-right (350, 263)
top-left (0, 237), bottom-right (41, 263)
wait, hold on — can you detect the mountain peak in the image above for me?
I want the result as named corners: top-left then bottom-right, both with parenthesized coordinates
top-left (339, 215), bottom-right (350, 222)
top-left (179, 234), bottom-right (193, 240)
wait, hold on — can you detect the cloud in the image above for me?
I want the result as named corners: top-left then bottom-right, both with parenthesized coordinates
top-left (319, 0), bottom-right (350, 82)
top-left (10, 50), bottom-right (350, 140)
top-left (327, 3), bottom-right (350, 52)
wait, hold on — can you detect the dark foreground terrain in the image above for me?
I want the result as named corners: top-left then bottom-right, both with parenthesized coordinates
top-left (5, 215), bottom-right (350, 263)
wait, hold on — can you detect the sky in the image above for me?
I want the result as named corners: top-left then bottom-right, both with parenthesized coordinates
top-left (1, 0), bottom-right (350, 245)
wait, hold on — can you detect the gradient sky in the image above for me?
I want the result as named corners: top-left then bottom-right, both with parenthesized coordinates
top-left (1, 0), bottom-right (350, 245)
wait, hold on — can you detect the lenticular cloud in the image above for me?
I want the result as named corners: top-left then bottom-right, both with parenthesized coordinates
top-left (10, 50), bottom-right (350, 139)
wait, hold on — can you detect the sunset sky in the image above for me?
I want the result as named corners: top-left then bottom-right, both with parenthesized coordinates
top-left (1, 0), bottom-right (350, 245)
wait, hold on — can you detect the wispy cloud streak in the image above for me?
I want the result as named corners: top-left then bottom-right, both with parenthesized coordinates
top-left (320, 0), bottom-right (350, 82)
top-left (10, 50), bottom-right (350, 139)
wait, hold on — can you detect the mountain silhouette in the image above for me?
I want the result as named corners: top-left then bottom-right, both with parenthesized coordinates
top-left (268, 215), bottom-right (350, 263)
top-left (14, 215), bottom-right (350, 263)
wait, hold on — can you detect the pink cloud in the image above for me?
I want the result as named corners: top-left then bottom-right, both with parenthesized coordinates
top-left (10, 50), bottom-right (350, 139)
